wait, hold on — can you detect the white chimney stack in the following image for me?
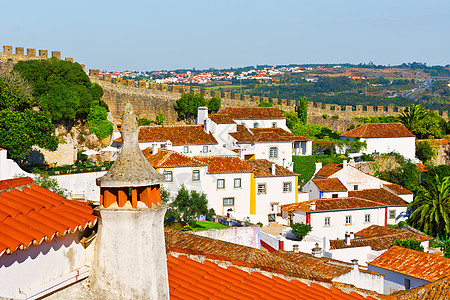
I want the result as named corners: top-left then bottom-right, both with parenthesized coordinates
top-left (197, 106), bottom-right (209, 132)
top-left (314, 161), bottom-right (323, 175)
top-left (311, 243), bottom-right (322, 258)
top-left (310, 202), bottom-right (316, 211)
top-left (351, 259), bottom-right (359, 271)
top-left (345, 232), bottom-right (351, 245)
top-left (343, 158), bottom-right (347, 169)
top-left (271, 162), bottom-right (276, 175)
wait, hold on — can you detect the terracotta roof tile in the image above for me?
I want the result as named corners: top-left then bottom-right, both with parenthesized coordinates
top-left (348, 189), bottom-right (409, 206)
top-left (390, 275), bottom-right (450, 300)
top-left (194, 156), bottom-right (253, 174)
top-left (143, 149), bottom-right (207, 168)
top-left (315, 162), bottom-right (343, 178)
top-left (0, 177), bottom-right (97, 256)
top-left (0, 177), bottom-right (33, 191)
top-left (217, 107), bottom-right (285, 120)
top-left (355, 224), bottom-right (401, 238)
top-left (368, 245), bottom-right (450, 281)
top-left (312, 178), bottom-right (347, 192)
top-left (115, 125), bottom-right (218, 145)
top-left (247, 159), bottom-right (297, 177)
top-left (209, 114), bottom-right (236, 124)
top-left (383, 183), bottom-right (413, 195)
top-left (230, 127), bottom-right (310, 143)
top-left (340, 123), bottom-right (415, 138)
top-left (282, 197), bottom-right (386, 212)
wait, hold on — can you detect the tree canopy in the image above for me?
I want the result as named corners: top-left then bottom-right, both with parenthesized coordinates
top-left (391, 238), bottom-right (424, 252)
top-left (13, 58), bottom-right (104, 123)
top-left (174, 93), bottom-right (222, 122)
top-left (399, 104), bottom-right (447, 139)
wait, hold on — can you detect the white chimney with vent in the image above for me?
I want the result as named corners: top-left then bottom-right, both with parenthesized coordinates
top-left (345, 232), bottom-right (352, 245)
top-left (309, 202), bottom-right (316, 211)
top-left (197, 107), bottom-right (209, 133)
top-left (311, 243), bottom-right (322, 258)
top-left (271, 162), bottom-right (276, 175)
top-left (343, 158), bottom-right (348, 169)
top-left (351, 259), bottom-right (359, 271)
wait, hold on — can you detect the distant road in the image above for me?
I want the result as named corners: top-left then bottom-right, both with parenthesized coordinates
top-left (401, 80), bottom-right (433, 100)
top-left (431, 76), bottom-right (450, 80)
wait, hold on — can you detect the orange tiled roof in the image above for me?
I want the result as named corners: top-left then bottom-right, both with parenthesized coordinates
top-left (390, 275), bottom-right (450, 300)
top-left (368, 245), bottom-right (450, 282)
top-left (209, 114), bottom-right (236, 124)
top-left (416, 163), bottom-right (427, 172)
top-left (247, 159), bottom-right (297, 177)
top-left (0, 178), bottom-right (97, 256)
top-left (383, 183), bottom-right (413, 195)
top-left (217, 107), bottom-right (285, 120)
top-left (143, 149), bottom-right (207, 168)
top-left (230, 127), bottom-right (310, 143)
top-left (340, 123), bottom-right (415, 138)
top-left (348, 189), bottom-right (408, 207)
top-left (194, 156), bottom-right (253, 174)
top-left (315, 162), bottom-right (343, 178)
top-left (114, 125), bottom-right (218, 146)
top-left (168, 253), bottom-right (376, 300)
top-left (330, 226), bottom-right (430, 251)
top-left (312, 178), bottom-right (347, 192)
top-left (282, 197), bottom-right (386, 212)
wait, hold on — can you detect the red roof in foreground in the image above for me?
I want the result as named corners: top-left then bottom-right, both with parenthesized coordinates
top-left (340, 123), bottom-right (415, 139)
top-left (0, 178), bottom-right (97, 256)
top-left (168, 254), bottom-right (376, 300)
top-left (369, 245), bottom-right (450, 282)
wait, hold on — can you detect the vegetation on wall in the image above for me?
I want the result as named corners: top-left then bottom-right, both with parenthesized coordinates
top-left (292, 156), bottom-right (316, 186)
top-left (376, 153), bottom-right (420, 192)
top-left (86, 105), bottom-right (113, 140)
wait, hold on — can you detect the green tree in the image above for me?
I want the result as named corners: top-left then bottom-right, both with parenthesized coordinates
top-left (376, 154), bottom-right (420, 192)
top-left (283, 111), bottom-right (301, 130)
top-left (416, 140), bottom-right (436, 163)
top-left (33, 171), bottom-right (68, 197)
top-left (399, 104), bottom-right (446, 139)
top-left (408, 175), bottom-right (450, 237)
top-left (290, 222), bottom-right (312, 241)
top-left (441, 240), bottom-right (450, 258)
top-left (258, 102), bottom-right (273, 107)
top-left (391, 238), bottom-right (424, 251)
top-left (174, 93), bottom-right (207, 122)
top-left (169, 185), bottom-right (209, 220)
top-left (155, 113), bottom-right (166, 125)
top-left (86, 105), bottom-right (113, 140)
top-left (0, 72), bottom-right (34, 110)
top-left (297, 96), bottom-right (307, 125)
top-left (399, 104), bottom-right (428, 134)
top-left (13, 58), bottom-right (104, 123)
top-left (207, 96), bottom-right (221, 113)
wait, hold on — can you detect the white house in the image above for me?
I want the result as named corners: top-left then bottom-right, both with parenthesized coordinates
top-left (303, 159), bottom-right (411, 225)
top-left (368, 245), bottom-right (450, 294)
top-left (0, 177), bottom-right (97, 299)
top-left (246, 159), bottom-right (298, 223)
top-left (325, 225), bottom-right (431, 265)
top-left (193, 156), bottom-right (253, 216)
top-left (112, 124), bottom-right (236, 156)
top-left (143, 148), bottom-right (208, 198)
top-left (339, 123), bottom-right (416, 160)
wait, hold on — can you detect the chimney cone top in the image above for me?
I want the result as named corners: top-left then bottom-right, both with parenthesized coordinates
top-left (96, 103), bottom-right (164, 188)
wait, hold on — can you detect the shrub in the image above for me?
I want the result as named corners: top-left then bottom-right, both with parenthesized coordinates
top-left (391, 238), bottom-right (424, 252)
top-left (441, 240), bottom-right (450, 258)
top-left (86, 105), bottom-right (113, 140)
top-left (416, 140), bottom-right (436, 163)
top-left (292, 155), bottom-right (316, 186)
top-left (290, 222), bottom-right (312, 241)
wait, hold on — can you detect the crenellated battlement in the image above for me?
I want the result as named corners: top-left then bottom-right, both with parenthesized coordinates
top-left (0, 44), bottom-right (78, 69)
top-left (87, 69), bottom-right (449, 121)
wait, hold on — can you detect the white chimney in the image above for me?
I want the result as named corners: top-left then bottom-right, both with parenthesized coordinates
top-left (343, 158), bottom-right (347, 169)
top-left (314, 161), bottom-right (323, 175)
top-left (310, 202), bottom-right (316, 211)
top-left (345, 232), bottom-right (351, 245)
top-left (351, 259), bottom-right (359, 271)
top-left (350, 232), bottom-right (355, 239)
top-left (311, 243), bottom-right (322, 258)
top-left (293, 244), bottom-right (299, 253)
top-left (271, 162), bottom-right (276, 175)
top-left (197, 106), bottom-right (208, 132)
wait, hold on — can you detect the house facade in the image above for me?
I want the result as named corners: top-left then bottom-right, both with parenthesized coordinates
top-left (339, 123), bottom-right (416, 160)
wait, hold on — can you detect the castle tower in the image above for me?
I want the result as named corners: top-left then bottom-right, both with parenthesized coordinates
top-left (90, 103), bottom-right (168, 299)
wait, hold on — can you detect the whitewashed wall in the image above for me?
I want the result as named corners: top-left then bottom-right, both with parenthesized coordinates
top-left (157, 166), bottom-right (207, 199)
top-left (233, 118), bottom-right (288, 131)
top-left (193, 226), bottom-right (260, 249)
top-left (0, 149), bottom-right (32, 180)
top-left (333, 266), bottom-right (385, 294)
top-left (254, 176), bottom-right (296, 216)
top-left (368, 265), bottom-right (429, 295)
top-left (51, 171), bottom-right (107, 203)
top-left (0, 232), bottom-right (90, 299)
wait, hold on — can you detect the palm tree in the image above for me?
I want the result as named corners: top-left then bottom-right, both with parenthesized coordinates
top-left (398, 104), bottom-right (427, 134)
top-left (408, 175), bottom-right (450, 237)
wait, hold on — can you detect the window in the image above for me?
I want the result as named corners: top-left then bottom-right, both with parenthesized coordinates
top-left (404, 278), bottom-right (411, 290)
top-left (345, 215), bottom-right (352, 225)
top-left (183, 146), bottom-right (189, 153)
top-left (160, 143), bottom-right (167, 149)
top-left (253, 122), bottom-right (259, 128)
top-left (365, 214), bottom-right (371, 223)
top-left (272, 122), bottom-right (277, 128)
top-left (353, 185), bottom-right (358, 191)
top-left (234, 178), bottom-right (241, 188)
top-left (324, 217), bottom-right (330, 226)
top-left (217, 179), bottom-right (225, 189)
top-left (223, 198), bottom-right (234, 206)
top-left (164, 171), bottom-right (173, 182)
top-left (283, 182), bottom-right (292, 193)
top-left (192, 170), bottom-right (200, 181)
top-left (257, 183), bottom-right (266, 194)
top-left (389, 210), bottom-right (396, 219)
top-left (332, 194), bottom-right (338, 198)
top-left (203, 145), bottom-right (208, 153)
top-left (269, 147), bottom-right (278, 158)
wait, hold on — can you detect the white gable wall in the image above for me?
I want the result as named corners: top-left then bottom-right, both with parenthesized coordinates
top-left (234, 118), bottom-right (289, 131)
top-left (156, 166), bottom-right (207, 198)
top-left (331, 165), bottom-right (383, 191)
top-left (237, 142), bottom-right (294, 171)
top-left (254, 176), bottom-right (296, 216)
top-left (367, 265), bottom-right (429, 295)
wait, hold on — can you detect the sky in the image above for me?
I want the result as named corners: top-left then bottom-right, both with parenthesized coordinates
top-left (1, 0), bottom-right (449, 71)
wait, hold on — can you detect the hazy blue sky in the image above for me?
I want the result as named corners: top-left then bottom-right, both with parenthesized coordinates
top-left (1, 0), bottom-right (449, 71)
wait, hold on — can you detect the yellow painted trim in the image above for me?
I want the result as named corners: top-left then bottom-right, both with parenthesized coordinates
top-left (250, 173), bottom-right (256, 214)
top-left (295, 177), bottom-right (299, 203)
